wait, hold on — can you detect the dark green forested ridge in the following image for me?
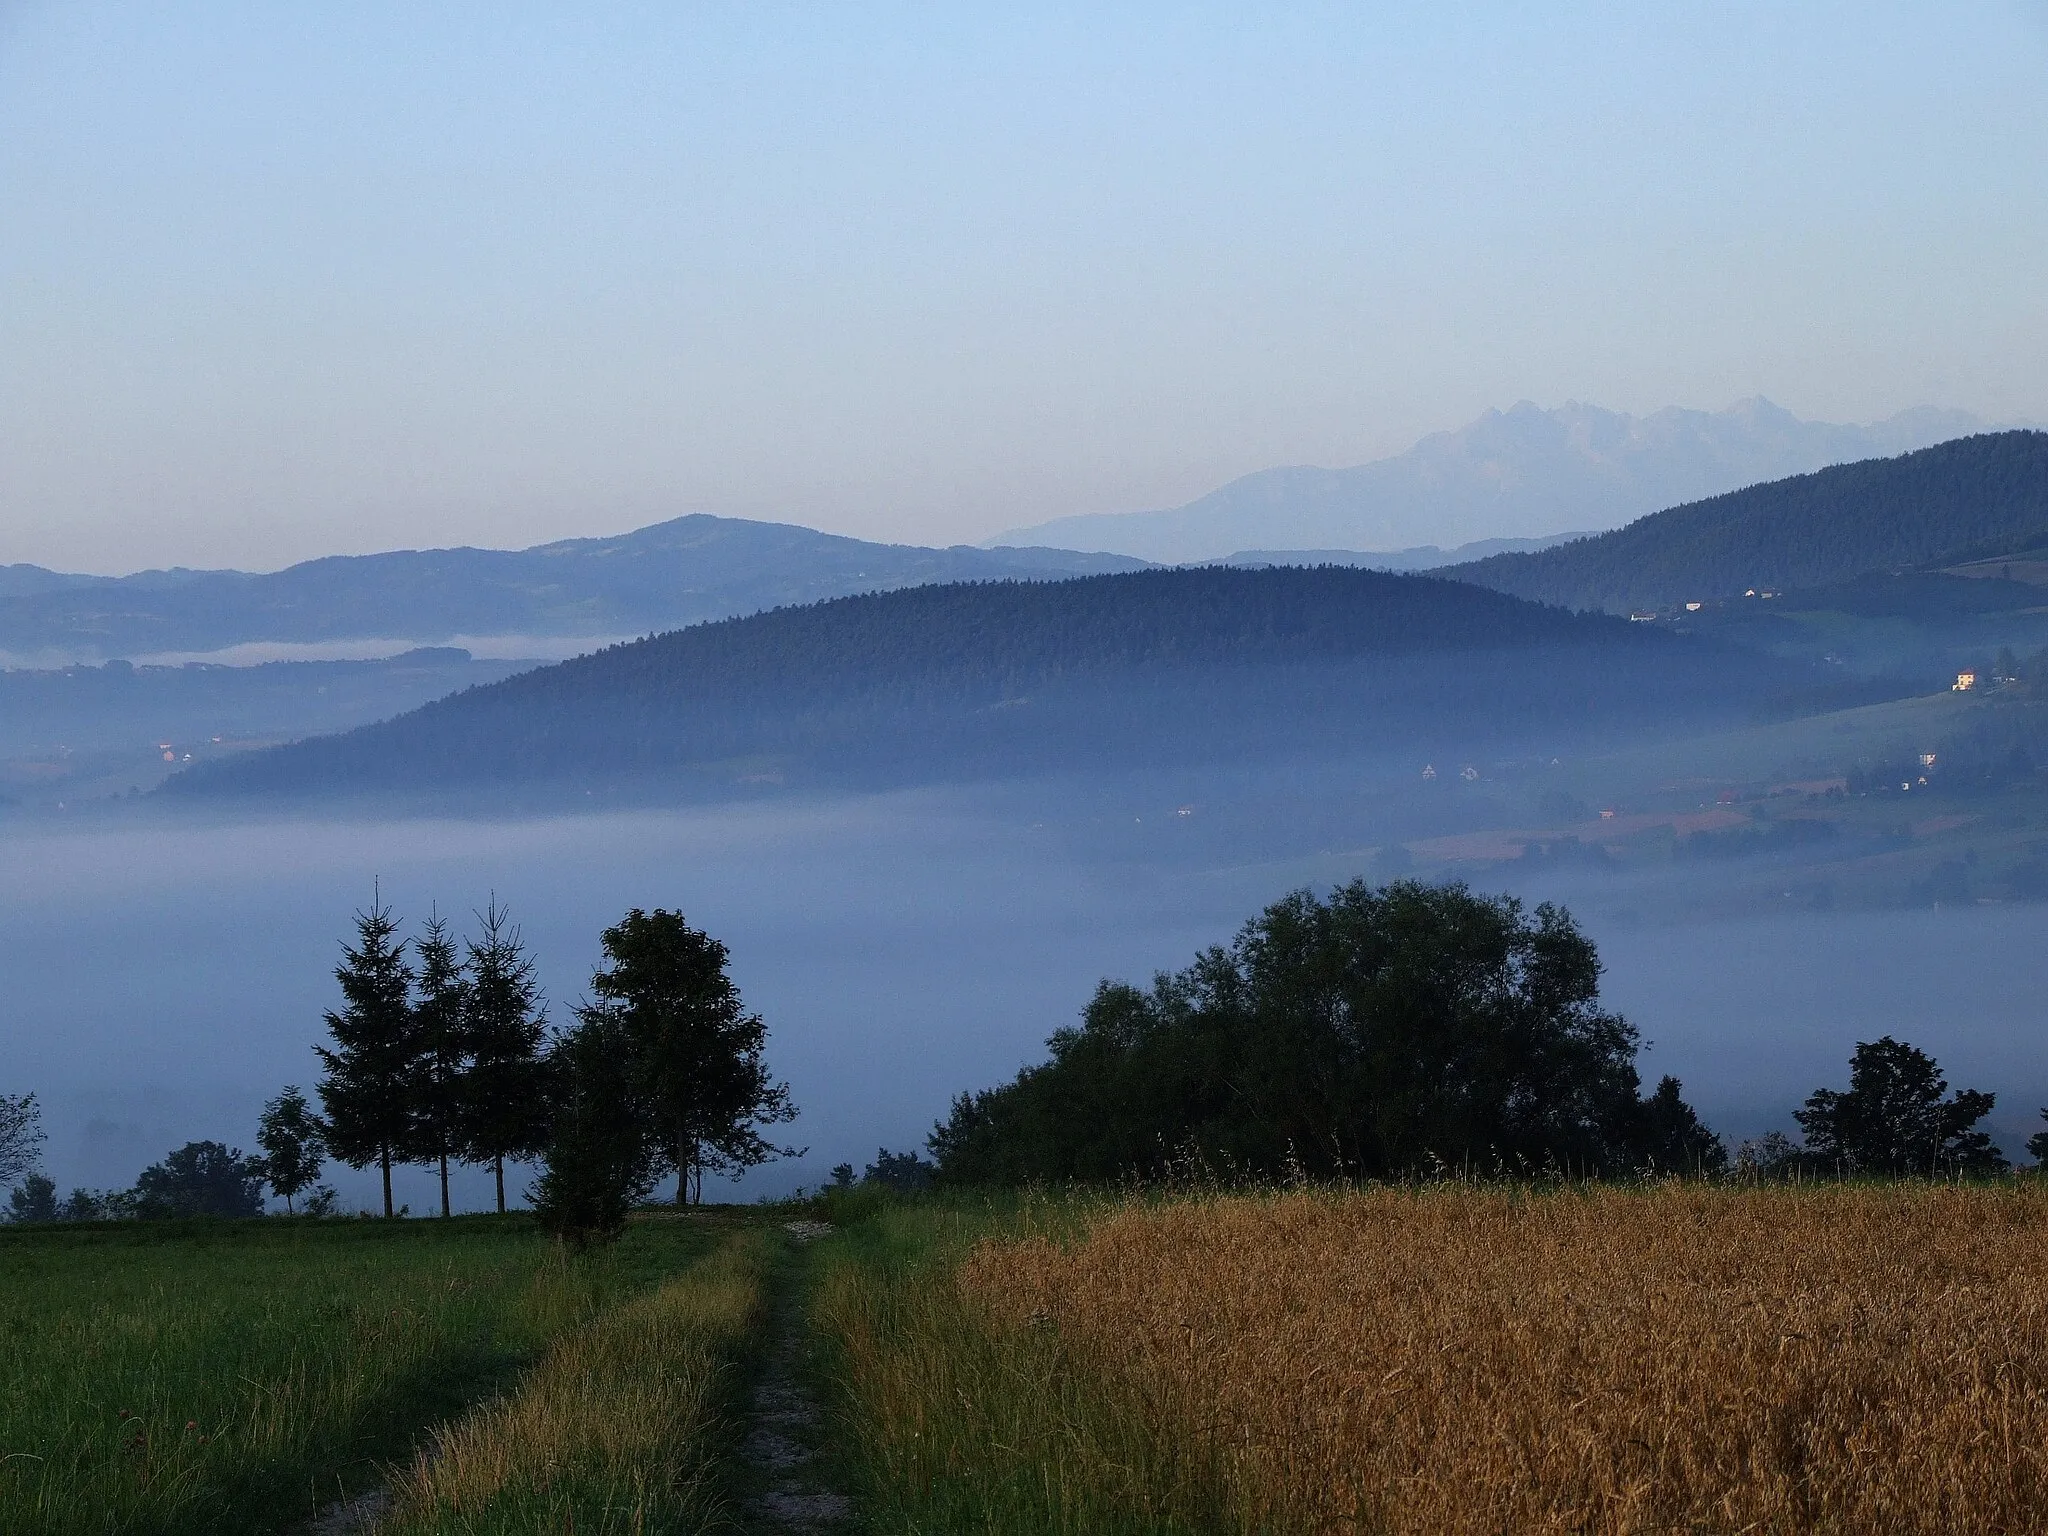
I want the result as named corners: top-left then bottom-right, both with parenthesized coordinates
top-left (1443, 431), bottom-right (2048, 613)
top-left (168, 565), bottom-right (1800, 799)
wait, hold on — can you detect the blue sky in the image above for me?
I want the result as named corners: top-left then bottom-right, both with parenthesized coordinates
top-left (2, 2), bottom-right (2044, 571)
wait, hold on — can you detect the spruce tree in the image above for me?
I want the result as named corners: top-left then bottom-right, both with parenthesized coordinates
top-left (460, 901), bottom-right (551, 1214)
top-left (315, 896), bottom-right (418, 1218)
top-left (411, 912), bottom-right (470, 1219)
top-left (255, 1086), bottom-right (326, 1215)
top-left (582, 908), bottom-right (797, 1206)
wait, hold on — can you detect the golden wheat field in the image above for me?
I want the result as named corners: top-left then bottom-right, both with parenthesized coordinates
top-left (960, 1184), bottom-right (2048, 1535)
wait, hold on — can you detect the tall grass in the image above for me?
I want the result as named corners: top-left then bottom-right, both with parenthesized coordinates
top-left (957, 1183), bottom-right (2048, 1534)
top-left (380, 1227), bottom-right (770, 1536)
top-left (0, 1215), bottom-right (713, 1534)
top-left (812, 1197), bottom-right (1235, 1534)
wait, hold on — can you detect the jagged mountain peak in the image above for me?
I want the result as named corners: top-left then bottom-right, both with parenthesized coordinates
top-left (989, 400), bottom-right (1990, 562)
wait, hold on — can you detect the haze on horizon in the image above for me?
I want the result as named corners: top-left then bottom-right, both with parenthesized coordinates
top-left (3, 3), bottom-right (2046, 574)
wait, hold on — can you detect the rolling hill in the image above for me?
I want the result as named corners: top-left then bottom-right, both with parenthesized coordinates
top-left (1442, 432), bottom-right (2048, 614)
top-left (990, 399), bottom-right (1988, 562)
top-left (168, 567), bottom-right (1805, 804)
top-left (0, 515), bottom-right (1145, 664)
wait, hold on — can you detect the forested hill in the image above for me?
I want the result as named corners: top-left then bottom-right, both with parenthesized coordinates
top-left (0, 514), bottom-right (1143, 662)
top-left (1441, 432), bottom-right (2048, 614)
top-left (168, 567), bottom-right (1801, 802)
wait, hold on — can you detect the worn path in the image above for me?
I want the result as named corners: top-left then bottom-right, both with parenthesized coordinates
top-left (735, 1221), bottom-right (857, 1532)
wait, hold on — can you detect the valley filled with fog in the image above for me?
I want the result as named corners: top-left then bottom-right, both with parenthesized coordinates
top-left (7, 791), bottom-right (2046, 1213)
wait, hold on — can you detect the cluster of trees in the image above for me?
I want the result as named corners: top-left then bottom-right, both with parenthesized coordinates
top-left (928, 879), bottom-right (2029, 1186)
top-left (2, 1089), bottom-right (300, 1223)
top-left (312, 898), bottom-right (551, 1218)
top-left (527, 907), bottom-right (799, 1246)
top-left (4, 902), bottom-right (797, 1242)
top-left (312, 899), bottom-right (797, 1234)
top-left (1738, 1034), bottom-right (2017, 1178)
top-left (8, 1137), bottom-right (289, 1224)
top-left (12, 878), bottom-right (2039, 1232)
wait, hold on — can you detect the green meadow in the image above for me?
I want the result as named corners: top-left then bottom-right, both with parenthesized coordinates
top-left (0, 1213), bottom-right (739, 1535)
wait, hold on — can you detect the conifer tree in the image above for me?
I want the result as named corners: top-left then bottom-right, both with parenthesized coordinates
top-left (315, 895), bottom-right (418, 1218)
top-left (255, 1086), bottom-right (326, 1215)
top-left (411, 912), bottom-right (470, 1219)
top-left (460, 901), bottom-right (551, 1214)
top-left (582, 908), bottom-right (797, 1206)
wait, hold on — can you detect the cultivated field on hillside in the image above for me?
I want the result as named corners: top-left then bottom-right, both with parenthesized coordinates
top-left (823, 1185), bottom-right (2048, 1534)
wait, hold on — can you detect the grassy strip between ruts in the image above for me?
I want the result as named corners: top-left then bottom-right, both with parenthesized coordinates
top-left (814, 1182), bottom-right (2048, 1536)
top-left (0, 1213), bottom-right (721, 1534)
top-left (377, 1225), bottom-right (771, 1535)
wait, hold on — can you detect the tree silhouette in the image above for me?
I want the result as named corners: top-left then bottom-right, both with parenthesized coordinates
top-left (529, 1013), bottom-right (654, 1248)
top-left (931, 880), bottom-right (1653, 1184)
top-left (411, 912), bottom-right (469, 1219)
top-left (7, 1174), bottom-right (56, 1223)
top-left (1637, 1075), bottom-right (1729, 1175)
top-left (581, 909), bottom-right (797, 1206)
top-left (255, 1086), bottom-right (326, 1215)
top-left (460, 900), bottom-right (551, 1214)
top-left (1795, 1036), bottom-right (2004, 1175)
top-left (316, 896), bottom-right (419, 1218)
top-left (0, 1092), bottom-right (43, 1186)
top-left (133, 1141), bottom-right (266, 1219)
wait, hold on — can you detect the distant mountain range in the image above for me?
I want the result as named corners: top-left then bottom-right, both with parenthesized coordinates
top-left (990, 399), bottom-right (1990, 562)
top-left (4, 398), bottom-right (2021, 676)
top-left (0, 518), bottom-right (1144, 665)
top-left (1444, 431), bottom-right (2048, 614)
top-left (170, 567), bottom-right (1801, 804)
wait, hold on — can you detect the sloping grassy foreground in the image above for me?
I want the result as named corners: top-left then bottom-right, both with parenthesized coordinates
top-left (380, 1226), bottom-right (769, 1535)
top-left (0, 1215), bottom-right (718, 1535)
top-left (815, 1184), bottom-right (2048, 1535)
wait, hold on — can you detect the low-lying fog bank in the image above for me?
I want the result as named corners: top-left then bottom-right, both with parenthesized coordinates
top-left (3, 793), bottom-right (2044, 1212)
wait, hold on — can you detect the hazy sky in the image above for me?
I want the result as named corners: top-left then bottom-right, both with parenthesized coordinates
top-left (3, 3), bottom-right (2045, 573)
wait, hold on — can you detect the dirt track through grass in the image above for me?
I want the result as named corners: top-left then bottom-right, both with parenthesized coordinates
top-left (376, 1223), bottom-right (768, 1535)
top-left (736, 1221), bottom-right (855, 1533)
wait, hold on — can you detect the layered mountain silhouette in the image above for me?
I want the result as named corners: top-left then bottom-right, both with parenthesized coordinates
top-left (169, 566), bottom-right (1800, 803)
top-left (991, 399), bottom-right (1987, 561)
top-left (1443, 432), bottom-right (2048, 613)
top-left (0, 517), bottom-right (1144, 663)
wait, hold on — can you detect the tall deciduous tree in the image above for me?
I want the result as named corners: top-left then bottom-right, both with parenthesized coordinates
top-left (581, 908), bottom-right (797, 1206)
top-left (0, 1092), bottom-right (44, 1186)
top-left (461, 900), bottom-right (551, 1214)
top-left (256, 1086), bottom-right (326, 1215)
top-left (1795, 1036), bottom-right (2004, 1175)
top-left (411, 912), bottom-right (470, 1219)
top-left (315, 896), bottom-right (419, 1218)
